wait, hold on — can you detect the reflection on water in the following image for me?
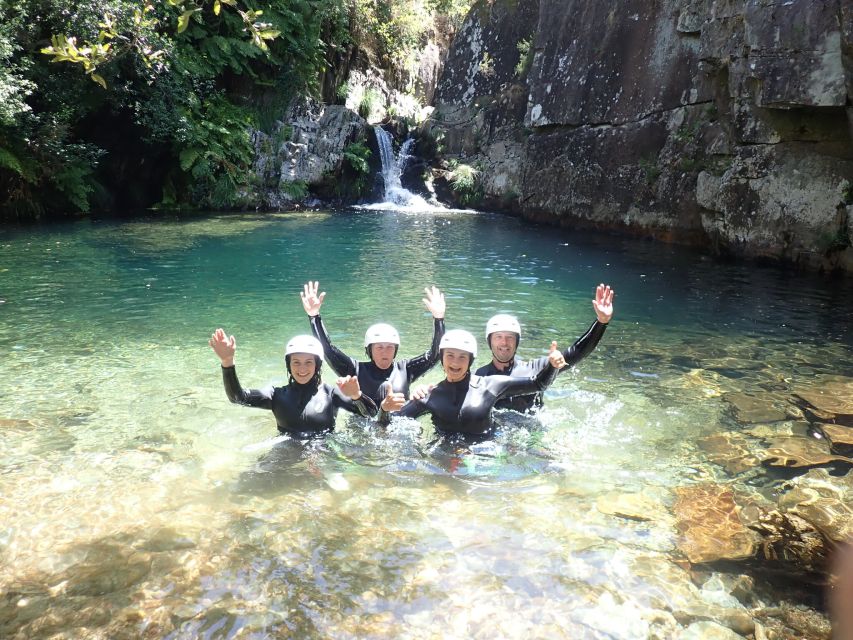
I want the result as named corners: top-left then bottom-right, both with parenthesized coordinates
top-left (1, 210), bottom-right (852, 638)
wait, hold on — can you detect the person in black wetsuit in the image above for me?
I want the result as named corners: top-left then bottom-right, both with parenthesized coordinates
top-left (209, 328), bottom-right (377, 437)
top-left (299, 280), bottom-right (445, 407)
top-left (474, 283), bottom-right (614, 412)
top-left (378, 329), bottom-right (566, 438)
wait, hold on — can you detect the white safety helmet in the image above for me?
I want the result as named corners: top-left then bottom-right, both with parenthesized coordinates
top-left (364, 323), bottom-right (401, 347)
top-left (285, 335), bottom-right (324, 359)
top-left (439, 329), bottom-right (478, 359)
top-left (485, 314), bottom-right (521, 344)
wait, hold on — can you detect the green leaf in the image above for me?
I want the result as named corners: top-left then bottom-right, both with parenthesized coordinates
top-left (213, 0), bottom-right (221, 15)
top-left (177, 9), bottom-right (199, 33)
top-left (90, 73), bottom-right (107, 89)
top-left (179, 148), bottom-right (201, 171)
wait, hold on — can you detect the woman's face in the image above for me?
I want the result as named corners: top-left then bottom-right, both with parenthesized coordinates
top-left (369, 342), bottom-right (396, 369)
top-left (442, 348), bottom-right (471, 383)
top-left (289, 354), bottom-right (317, 384)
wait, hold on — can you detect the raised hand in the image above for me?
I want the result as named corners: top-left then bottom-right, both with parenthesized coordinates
top-left (300, 281), bottom-right (326, 317)
top-left (592, 283), bottom-right (614, 324)
top-left (209, 328), bottom-right (236, 367)
top-left (380, 384), bottom-right (406, 412)
top-left (422, 285), bottom-right (446, 320)
top-left (337, 375), bottom-right (362, 400)
top-left (410, 383), bottom-right (434, 401)
top-left (548, 340), bottom-right (566, 369)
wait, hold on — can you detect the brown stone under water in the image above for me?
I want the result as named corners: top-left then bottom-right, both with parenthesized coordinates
top-left (673, 484), bottom-right (759, 564)
top-left (794, 377), bottom-right (853, 418)
top-left (697, 432), bottom-right (761, 475)
top-left (760, 436), bottom-right (852, 469)
top-left (817, 423), bottom-right (853, 456)
top-left (724, 392), bottom-right (790, 424)
top-left (779, 469), bottom-right (853, 544)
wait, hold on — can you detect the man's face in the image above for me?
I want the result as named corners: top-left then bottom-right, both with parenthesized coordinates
top-left (489, 331), bottom-right (518, 363)
top-left (370, 342), bottom-right (396, 369)
top-left (289, 354), bottom-right (317, 384)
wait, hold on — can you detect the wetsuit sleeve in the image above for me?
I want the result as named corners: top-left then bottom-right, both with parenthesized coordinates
top-left (491, 363), bottom-right (558, 400)
top-left (521, 320), bottom-right (609, 379)
top-left (377, 399), bottom-right (429, 425)
top-left (309, 314), bottom-right (358, 376)
top-left (332, 386), bottom-right (378, 418)
top-left (403, 318), bottom-right (445, 382)
top-left (562, 320), bottom-right (608, 368)
top-left (221, 366), bottom-right (273, 409)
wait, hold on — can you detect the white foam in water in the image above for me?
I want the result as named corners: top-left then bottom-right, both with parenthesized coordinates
top-left (359, 127), bottom-right (449, 213)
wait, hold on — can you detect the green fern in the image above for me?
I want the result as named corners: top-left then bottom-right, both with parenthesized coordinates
top-left (0, 147), bottom-right (24, 176)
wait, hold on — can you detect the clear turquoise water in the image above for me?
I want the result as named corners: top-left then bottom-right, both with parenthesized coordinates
top-left (1, 209), bottom-right (851, 638)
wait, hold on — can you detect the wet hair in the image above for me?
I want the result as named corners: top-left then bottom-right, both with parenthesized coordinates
top-left (285, 354), bottom-right (322, 386)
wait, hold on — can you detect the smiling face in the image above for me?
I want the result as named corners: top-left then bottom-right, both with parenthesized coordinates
top-left (442, 348), bottom-right (471, 383)
top-left (369, 342), bottom-right (397, 370)
top-left (289, 354), bottom-right (317, 384)
top-left (489, 331), bottom-right (518, 364)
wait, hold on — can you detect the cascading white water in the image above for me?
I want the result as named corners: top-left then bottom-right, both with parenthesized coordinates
top-left (372, 126), bottom-right (431, 209)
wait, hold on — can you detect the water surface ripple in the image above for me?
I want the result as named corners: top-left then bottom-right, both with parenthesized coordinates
top-left (1, 210), bottom-right (851, 638)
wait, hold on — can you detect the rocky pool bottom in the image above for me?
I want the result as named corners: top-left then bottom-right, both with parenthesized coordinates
top-left (2, 375), bottom-right (851, 639)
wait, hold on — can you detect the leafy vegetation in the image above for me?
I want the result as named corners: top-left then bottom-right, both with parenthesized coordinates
top-left (514, 37), bottom-right (532, 78)
top-left (342, 138), bottom-right (372, 195)
top-left (358, 87), bottom-right (382, 119)
top-left (638, 155), bottom-right (661, 185)
top-left (447, 161), bottom-right (481, 206)
top-left (0, 0), bottom-right (475, 219)
top-left (281, 179), bottom-right (309, 200)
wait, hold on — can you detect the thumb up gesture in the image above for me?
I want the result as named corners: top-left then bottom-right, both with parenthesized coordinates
top-left (380, 384), bottom-right (406, 412)
top-left (548, 341), bottom-right (566, 370)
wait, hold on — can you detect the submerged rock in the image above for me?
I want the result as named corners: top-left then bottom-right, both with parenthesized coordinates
top-left (747, 509), bottom-right (829, 573)
top-left (697, 433), bottom-right (761, 475)
top-left (673, 484), bottom-right (759, 564)
top-left (778, 468), bottom-right (853, 543)
top-left (817, 423), bottom-right (853, 456)
top-left (0, 417), bottom-right (37, 430)
top-left (794, 376), bottom-right (853, 419)
top-left (677, 620), bottom-right (747, 639)
top-left (55, 544), bottom-right (152, 597)
top-left (759, 435), bottom-right (851, 469)
top-left (596, 492), bottom-right (671, 522)
top-left (137, 527), bottom-right (196, 553)
top-left (723, 392), bottom-right (789, 424)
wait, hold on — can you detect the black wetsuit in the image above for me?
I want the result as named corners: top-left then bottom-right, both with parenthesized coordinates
top-left (378, 364), bottom-right (558, 437)
top-left (221, 366), bottom-right (377, 436)
top-left (475, 320), bottom-right (608, 413)
top-left (309, 314), bottom-right (445, 405)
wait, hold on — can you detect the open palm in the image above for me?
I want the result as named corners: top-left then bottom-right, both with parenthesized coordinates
top-left (592, 284), bottom-right (614, 324)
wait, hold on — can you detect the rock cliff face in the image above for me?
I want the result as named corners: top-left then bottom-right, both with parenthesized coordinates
top-left (429, 0), bottom-right (853, 271)
top-left (251, 99), bottom-right (368, 209)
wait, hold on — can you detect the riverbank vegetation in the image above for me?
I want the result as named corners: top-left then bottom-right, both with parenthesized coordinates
top-left (0, 0), bottom-right (472, 221)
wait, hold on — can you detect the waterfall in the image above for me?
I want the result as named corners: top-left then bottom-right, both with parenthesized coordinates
top-left (372, 126), bottom-right (430, 209)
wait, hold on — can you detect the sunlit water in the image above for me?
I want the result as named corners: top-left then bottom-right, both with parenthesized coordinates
top-left (1, 210), bottom-right (851, 638)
